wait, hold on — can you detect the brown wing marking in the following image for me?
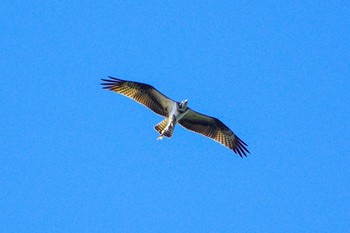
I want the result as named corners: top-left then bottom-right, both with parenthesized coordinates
top-left (101, 77), bottom-right (175, 117)
top-left (178, 109), bottom-right (250, 157)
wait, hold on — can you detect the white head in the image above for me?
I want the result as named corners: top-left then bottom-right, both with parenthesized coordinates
top-left (179, 99), bottom-right (188, 111)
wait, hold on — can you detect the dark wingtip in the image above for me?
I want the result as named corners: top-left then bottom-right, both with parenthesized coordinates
top-left (232, 147), bottom-right (243, 158)
top-left (101, 76), bottom-right (125, 90)
top-left (233, 136), bottom-right (250, 157)
top-left (108, 76), bottom-right (121, 81)
top-left (237, 137), bottom-right (250, 157)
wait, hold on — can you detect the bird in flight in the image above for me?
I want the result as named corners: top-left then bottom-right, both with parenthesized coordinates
top-left (101, 77), bottom-right (250, 157)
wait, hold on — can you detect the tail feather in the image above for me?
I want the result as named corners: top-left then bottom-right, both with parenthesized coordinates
top-left (154, 118), bottom-right (175, 138)
top-left (163, 125), bottom-right (174, 138)
top-left (154, 119), bottom-right (169, 134)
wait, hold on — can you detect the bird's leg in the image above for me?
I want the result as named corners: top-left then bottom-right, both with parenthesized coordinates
top-left (156, 115), bottom-right (176, 140)
top-left (157, 127), bottom-right (167, 140)
top-left (157, 133), bottom-right (164, 140)
top-left (157, 125), bottom-right (170, 140)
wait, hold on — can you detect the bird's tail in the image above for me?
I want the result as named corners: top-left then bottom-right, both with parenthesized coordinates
top-left (163, 125), bottom-right (174, 138)
top-left (154, 119), bottom-right (168, 134)
top-left (154, 118), bottom-right (175, 138)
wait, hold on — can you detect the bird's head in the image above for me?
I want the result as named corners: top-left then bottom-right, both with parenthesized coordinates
top-left (179, 99), bottom-right (188, 111)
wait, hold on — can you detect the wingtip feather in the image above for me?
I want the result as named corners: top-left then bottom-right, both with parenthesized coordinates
top-left (101, 76), bottom-right (126, 90)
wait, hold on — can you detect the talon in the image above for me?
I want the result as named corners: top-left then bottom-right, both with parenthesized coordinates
top-left (157, 135), bottom-right (164, 140)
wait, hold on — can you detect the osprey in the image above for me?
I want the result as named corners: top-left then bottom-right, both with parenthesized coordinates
top-left (101, 77), bottom-right (250, 157)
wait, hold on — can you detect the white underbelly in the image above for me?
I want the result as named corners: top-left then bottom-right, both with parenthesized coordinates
top-left (169, 104), bottom-right (188, 123)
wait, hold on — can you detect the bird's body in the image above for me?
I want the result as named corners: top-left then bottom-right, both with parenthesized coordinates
top-left (155, 99), bottom-right (189, 140)
top-left (101, 77), bottom-right (250, 157)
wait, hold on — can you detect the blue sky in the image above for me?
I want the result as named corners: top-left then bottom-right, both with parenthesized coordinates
top-left (1, 1), bottom-right (349, 232)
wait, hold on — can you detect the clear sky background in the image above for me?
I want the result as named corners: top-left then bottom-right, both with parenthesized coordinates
top-left (1, 1), bottom-right (349, 232)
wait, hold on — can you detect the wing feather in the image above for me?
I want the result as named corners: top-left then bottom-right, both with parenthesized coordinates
top-left (101, 77), bottom-right (175, 117)
top-left (178, 109), bottom-right (250, 157)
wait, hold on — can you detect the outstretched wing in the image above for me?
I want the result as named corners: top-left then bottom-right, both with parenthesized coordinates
top-left (101, 77), bottom-right (176, 117)
top-left (178, 109), bottom-right (250, 157)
